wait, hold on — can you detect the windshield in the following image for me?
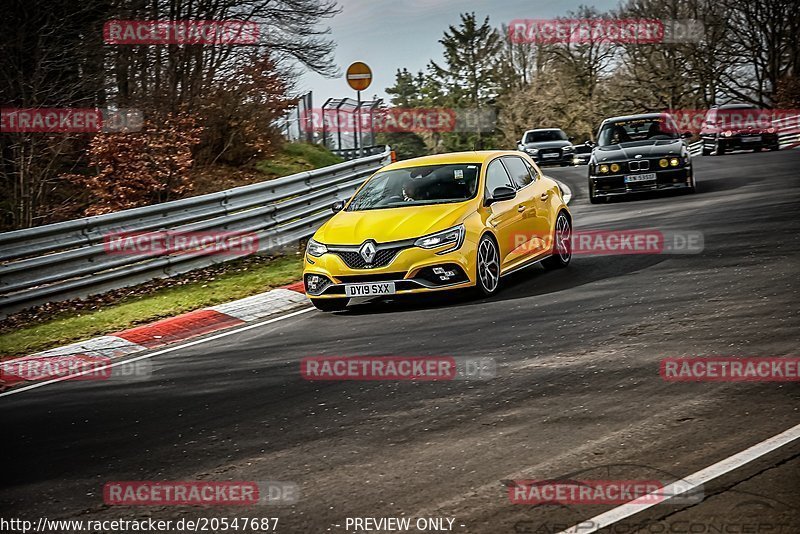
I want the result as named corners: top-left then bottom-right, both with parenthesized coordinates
top-left (346, 164), bottom-right (481, 211)
top-left (524, 130), bottom-right (567, 143)
top-left (597, 117), bottom-right (679, 146)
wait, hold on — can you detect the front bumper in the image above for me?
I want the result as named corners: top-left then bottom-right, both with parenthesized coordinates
top-left (303, 242), bottom-right (477, 299)
top-left (702, 133), bottom-right (780, 151)
top-left (529, 151), bottom-right (574, 166)
top-left (590, 167), bottom-right (693, 197)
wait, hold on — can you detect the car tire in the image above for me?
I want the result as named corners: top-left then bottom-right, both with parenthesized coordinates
top-left (686, 171), bottom-right (696, 193)
top-left (589, 181), bottom-right (601, 204)
top-left (475, 235), bottom-right (501, 297)
top-left (310, 298), bottom-right (349, 312)
top-left (702, 145), bottom-right (711, 156)
top-left (542, 212), bottom-right (572, 270)
top-left (714, 142), bottom-right (725, 156)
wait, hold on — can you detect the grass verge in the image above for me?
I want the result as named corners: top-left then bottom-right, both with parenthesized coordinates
top-left (0, 255), bottom-right (303, 359)
top-left (255, 142), bottom-right (343, 177)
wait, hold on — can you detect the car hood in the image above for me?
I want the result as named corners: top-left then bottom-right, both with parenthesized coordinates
top-left (523, 140), bottom-right (572, 150)
top-left (593, 139), bottom-right (683, 161)
top-left (314, 202), bottom-right (470, 245)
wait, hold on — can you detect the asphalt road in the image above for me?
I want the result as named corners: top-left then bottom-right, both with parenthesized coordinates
top-left (2, 149), bottom-right (799, 533)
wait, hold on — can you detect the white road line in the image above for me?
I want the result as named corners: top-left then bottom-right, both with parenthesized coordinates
top-left (557, 421), bottom-right (800, 534)
top-left (0, 307), bottom-right (315, 399)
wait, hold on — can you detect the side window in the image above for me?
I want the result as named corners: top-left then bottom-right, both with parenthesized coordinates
top-left (522, 158), bottom-right (540, 182)
top-left (502, 157), bottom-right (533, 189)
top-left (485, 159), bottom-right (514, 197)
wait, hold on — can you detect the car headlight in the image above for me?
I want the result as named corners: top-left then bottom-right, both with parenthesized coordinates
top-left (722, 130), bottom-right (733, 137)
top-left (526, 148), bottom-right (539, 155)
top-left (414, 224), bottom-right (465, 253)
top-left (562, 145), bottom-right (575, 152)
top-left (669, 158), bottom-right (680, 167)
top-left (598, 164), bottom-right (609, 174)
top-left (659, 158), bottom-right (669, 168)
top-left (306, 238), bottom-right (328, 257)
top-left (610, 163), bottom-right (620, 173)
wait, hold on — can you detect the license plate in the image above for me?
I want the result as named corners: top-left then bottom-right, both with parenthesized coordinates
top-left (344, 282), bottom-right (396, 297)
top-left (625, 173), bottom-right (657, 183)
top-left (542, 153), bottom-right (559, 158)
top-left (742, 136), bottom-right (761, 142)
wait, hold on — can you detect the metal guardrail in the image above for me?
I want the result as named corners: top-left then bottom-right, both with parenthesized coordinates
top-left (687, 116), bottom-right (800, 156)
top-left (0, 147), bottom-right (393, 317)
top-left (331, 145), bottom-right (388, 160)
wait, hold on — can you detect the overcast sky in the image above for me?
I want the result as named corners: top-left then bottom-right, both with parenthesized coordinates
top-left (296, 0), bottom-right (619, 107)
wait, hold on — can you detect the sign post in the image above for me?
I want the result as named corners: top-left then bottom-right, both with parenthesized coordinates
top-left (346, 62), bottom-right (373, 156)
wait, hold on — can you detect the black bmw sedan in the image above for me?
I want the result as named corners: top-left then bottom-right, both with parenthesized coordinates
top-left (587, 113), bottom-right (695, 203)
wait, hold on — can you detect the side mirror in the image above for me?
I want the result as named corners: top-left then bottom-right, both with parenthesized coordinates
top-left (487, 186), bottom-right (516, 205)
top-left (331, 201), bottom-right (344, 213)
top-left (569, 136), bottom-right (575, 141)
top-left (681, 131), bottom-right (693, 139)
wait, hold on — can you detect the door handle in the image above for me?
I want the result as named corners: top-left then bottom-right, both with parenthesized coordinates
top-left (540, 192), bottom-right (550, 201)
top-left (517, 205), bottom-right (526, 212)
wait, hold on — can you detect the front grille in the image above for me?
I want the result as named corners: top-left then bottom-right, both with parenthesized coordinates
top-left (334, 246), bottom-right (406, 269)
top-left (539, 148), bottom-right (561, 159)
top-left (335, 272), bottom-right (407, 283)
top-left (628, 160), bottom-right (650, 171)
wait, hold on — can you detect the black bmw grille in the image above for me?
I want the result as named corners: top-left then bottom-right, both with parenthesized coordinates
top-left (334, 246), bottom-right (406, 269)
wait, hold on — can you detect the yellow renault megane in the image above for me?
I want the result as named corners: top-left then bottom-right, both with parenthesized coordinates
top-left (303, 151), bottom-right (572, 311)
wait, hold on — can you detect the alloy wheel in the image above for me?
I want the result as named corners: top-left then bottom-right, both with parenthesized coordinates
top-left (477, 237), bottom-right (500, 294)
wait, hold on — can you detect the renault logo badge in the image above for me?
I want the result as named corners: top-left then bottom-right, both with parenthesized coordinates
top-left (359, 241), bottom-right (377, 264)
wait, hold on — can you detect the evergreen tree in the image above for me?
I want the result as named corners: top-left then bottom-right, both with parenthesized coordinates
top-left (428, 13), bottom-right (502, 107)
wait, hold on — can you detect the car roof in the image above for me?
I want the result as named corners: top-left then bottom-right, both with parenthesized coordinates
top-left (524, 128), bottom-right (564, 132)
top-left (601, 113), bottom-right (671, 124)
top-left (717, 103), bottom-right (759, 110)
top-left (380, 151), bottom-right (521, 170)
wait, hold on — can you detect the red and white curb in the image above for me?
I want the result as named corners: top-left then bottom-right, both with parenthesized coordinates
top-left (0, 282), bottom-right (308, 390)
